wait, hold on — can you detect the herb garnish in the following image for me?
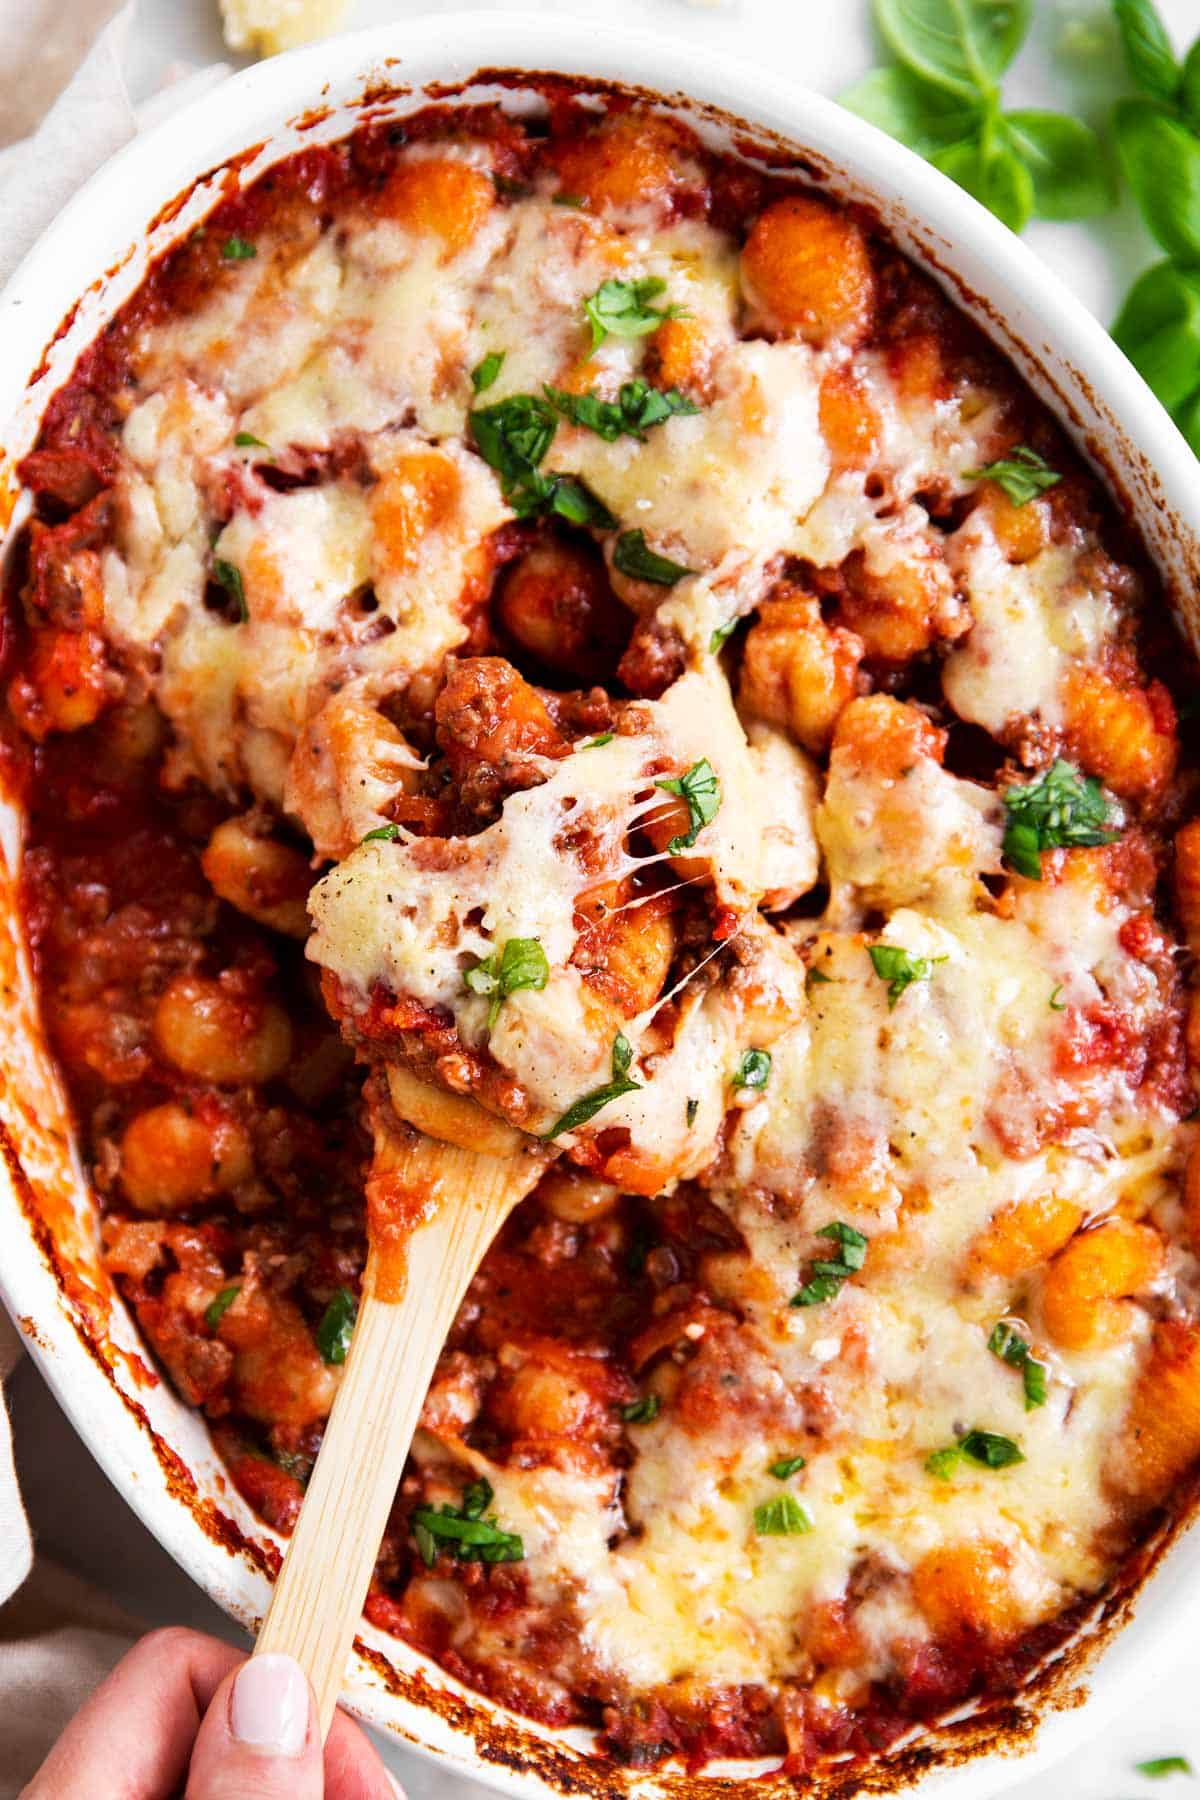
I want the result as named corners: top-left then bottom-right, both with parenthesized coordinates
top-left (463, 937), bottom-right (550, 1029)
top-left (211, 558), bottom-right (248, 623)
top-left (545, 379), bottom-right (699, 442)
top-left (471, 351), bottom-right (506, 394)
top-left (791, 1221), bottom-right (869, 1308)
top-left (613, 529), bottom-right (695, 586)
top-left (234, 431), bottom-right (270, 449)
top-left (654, 758), bottom-right (721, 852)
top-left (221, 235), bottom-right (257, 260)
top-left (205, 1285), bottom-right (240, 1330)
top-left (925, 1428), bottom-right (1025, 1479)
top-left (621, 1394), bottom-right (661, 1424)
top-left (754, 1493), bottom-right (814, 1536)
top-left (733, 1048), bottom-right (772, 1091)
top-left (468, 392), bottom-right (616, 524)
top-left (412, 1478), bottom-right (524, 1568)
top-left (709, 618), bottom-right (738, 654)
top-left (543, 1033), bottom-right (642, 1140)
top-left (360, 823), bottom-right (401, 844)
top-left (583, 732), bottom-right (614, 749)
top-left (316, 1287), bottom-right (357, 1365)
top-left (966, 443), bottom-right (1062, 505)
top-left (769, 1454), bottom-right (807, 1480)
top-left (1001, 760), bottom-right (1119, 880)
top-left (1135, 1756), bottom-right (1194, 1778)
top-left (869, 943), bottom-right (944, 1009)
top-left (987, 1320), bottom-right (1049, 1410)
top-left (1049, 984), bottom-right (1066, 1011)
top-left (583, 276), bottom-right (686, 351)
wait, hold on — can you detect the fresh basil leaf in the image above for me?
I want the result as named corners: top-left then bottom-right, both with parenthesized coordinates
top-left (925, 1444), bottom-right (965, 1479)
top-left (1114, 0), bottom-right (1181, 101)
top-left (1022, 1354), bottom-right (1048, 1409)
top-left (234, 431), bottom-right (270, 449)
top-left (1135, 1756), bottom-right (1193, 1778)
top-left (769, 1454), bottom-right (807, 1479)
top-left (1184, 36), bottom-right (1200, 129)
top-left (733, 1048), bottom-right (772, 1091)
top-left (542, 1034), bottom-right (642, 1139)
top-left (613, 529), bottom-right (695, 586)
top-left (1002, 760), bottom-right (1119, 880)
top-left (1001, 111), bottom-right (1113, 219)
top-left (875, 0), bottom-right (1033, 100)
top-left (791, 1223), bottom-right (868, 1307)
top-left (469, 393), bottom-right (558, 513)
top-left (709, 618), bottom-right (738, 654)
top-left (546, 379), bottom-right (699, 443)
top-left (791, 1272), bottom-right (845, 1307)
top-left (411, 1492), bottom-right (524, 1565)
top-left (654, 757), bottom-right (721, 852)
top-left (753, 1493), bottom-right (814, 1536)
top-left (221, 234), bottom-right (256, 260)
top-left (464, 936), bottom-right (550, 1029)
top-left (471, 351), bottom-right (506, 394)
top-left (360, 823), bottom-right (401, 844)
top-left (988, 1320), bottom-right (1048, 1409)
top-left (933, 135), bottom-right (1034, 232)
top-left (316, 1287), bottom-right (357, 1364)
top-left (839, 63), bottom-right (983, 155)
top-left (204, 1285), bottom-right (240, 1330)
top-left (869, 943), bottom-right (942, 1008)
top-left (1112, 260), bottom-right (1200, 416)
top-left (966, 442), bottom-right (1062, 504)
top-left (818, 1221), bottom-right (868, 1270)
top-left (211, 558), bottom-right (248, 623)
top-left (583, 276), bottom-right (685, 350)
top-left (959, 1427), bottom-right (1025, 1468)
top-left (1172, 383), bottom-right (1200, 456)
top-left (545, 473), bottom-right (618, 529)
top-left (1114, 98), bottom-right (1200, 264)
top-left (621, 1394), bottom-right (661, 1424)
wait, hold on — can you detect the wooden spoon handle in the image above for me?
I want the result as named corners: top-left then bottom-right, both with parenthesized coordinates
top-left (254, 1136), bottom-right (545, 1736)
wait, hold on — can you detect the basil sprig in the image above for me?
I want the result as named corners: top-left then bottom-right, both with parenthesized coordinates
top-left (463, 937), bottom-right (549, 1029)
top-left (840, 1), bottom-right (1112, 233)
top-left (654, 758), bottom-right (721, 853)
top-left (543, 1034), bottom-right (642, 1139)
top-left (1109, 1), bottom-right (1200, 452)
top-left (316, 1287), bottom-right (357, 1365)
top-left (412, 1478), bottom-right (524, 1567)
top-left (468, 393), bottom-right (616, 525)
top-left (545, 379), bottom-right (699, 442)
top-left (1001, 760), bottom-right (1119, 881)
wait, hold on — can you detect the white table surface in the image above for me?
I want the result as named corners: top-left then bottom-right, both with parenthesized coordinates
top-left (10, 1), bottom-right (1200, 1794)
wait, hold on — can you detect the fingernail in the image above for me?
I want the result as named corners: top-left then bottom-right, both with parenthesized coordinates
top-left (230, 1654), bottom-right (310, 1756)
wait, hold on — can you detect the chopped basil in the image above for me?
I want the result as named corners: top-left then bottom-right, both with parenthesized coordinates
top-left (806, 966), bottom-right (834, 990)
top-left (926, 1428), bottom-right (1025, 1478)
top-left (468, 392), bottom-right (615, 524)
top-left (709, 618), bottom-right (738, 654)
top-left (1001, 760), bottom-right (1119, 880)
top-left (204, 1284), bottom-right (240, 1330)
top-left (221, 235), bottom-right (257, 260)
top-left (463, 937), bottom-right (549, 1029)
top-left (234, 431), bottom-right (270, 449)
top-left (543, 1033), bottom-right (642, 1139)
top-left (211, 558), bottom-right (248, 623)
top-left (360, 822), bottom-right (401, 844)
top-left (791, 1221), bottom-right (868, 1306)
top-left (869, 943), bottom-right (943, 1008)
top-left (583, 732), bottom-right (614, 748)
top-left (316, 1287), bottom-right (357, 1365)
top-left (1049, 983), bottom-right (1066, 1011)
top-left (582, 275), bottom-right (685, 350)
top-left (553, 191), bottom-right (586, 207)
top-left (1135, 1757), bottom-right (1194, 1778)
top-left (471, 351), bottom-right (506, 394)
top-left (686, 1097), bottom-right (699, 1127)
top-left (987, 1320), bottom-right (1049, 1410)
top-left (754, 1493), bottom-right (814, 1536)
top-left (412, 1477), bottom-right (524, 1567)
top-left (769, 1454), bottom-right (807, 1479)
top-left (733, 1048), bottom-right (772, 1091)
top-left (654, 758), bottom-right (721, 852)
top-left (965, 443), bottom-right (1061, 505)
top-left (545, 379), bottom-right (699, 443)
top-left (613, 529), bottom-right (695, 587)
top-left (621, 1394), bottom-right (661, 1424)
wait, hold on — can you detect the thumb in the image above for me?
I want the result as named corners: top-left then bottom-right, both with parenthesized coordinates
top-left (185, 1653), bottom-right (322, 1800)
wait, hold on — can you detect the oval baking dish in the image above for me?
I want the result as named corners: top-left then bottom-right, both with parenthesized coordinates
top-left (3, 15), bottom-right (1200, 1800)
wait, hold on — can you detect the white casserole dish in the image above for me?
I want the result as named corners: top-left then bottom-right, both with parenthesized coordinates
top-left (2, 15), bottom-right (1199, 1797)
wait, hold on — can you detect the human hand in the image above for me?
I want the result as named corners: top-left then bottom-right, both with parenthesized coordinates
top-left (21, 1626), bottom-right (401, 1799)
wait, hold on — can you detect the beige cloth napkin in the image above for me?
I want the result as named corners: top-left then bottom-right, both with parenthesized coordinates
top-left (0, 11), bottom-right (232, 1788)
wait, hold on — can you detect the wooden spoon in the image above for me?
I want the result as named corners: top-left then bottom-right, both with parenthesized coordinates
top-left (254, 1072), bottom-right (550, 1735)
